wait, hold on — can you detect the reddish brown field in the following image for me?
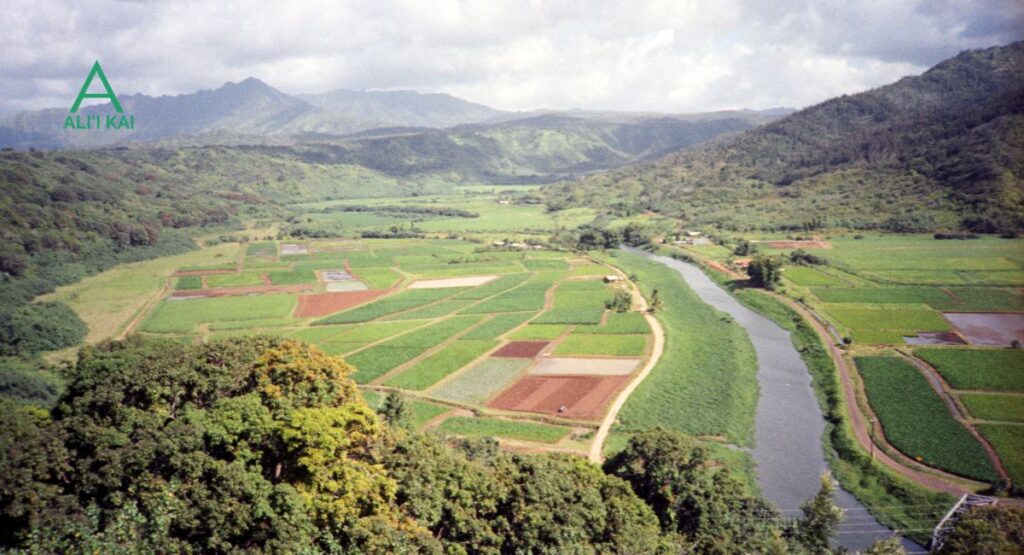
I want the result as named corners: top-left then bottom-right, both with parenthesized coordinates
top-left (293, 290), bottom-right (391, 318)
top-left (492, 341), bottom-right (549, 358)
top-left (487, 375), bottom-right (629, 420)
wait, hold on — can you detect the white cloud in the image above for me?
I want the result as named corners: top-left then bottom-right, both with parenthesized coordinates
top-left (0, 0), bottom-right (1019, 115)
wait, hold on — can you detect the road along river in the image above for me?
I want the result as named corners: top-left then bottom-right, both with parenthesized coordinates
top-left (623, 247), bottom-right (922, 553)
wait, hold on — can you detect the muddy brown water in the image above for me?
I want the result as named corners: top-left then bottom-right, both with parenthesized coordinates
top-left (943, 312), bottom-right (1024, 347)
top-left (624, 247), bottom-right (923, 552)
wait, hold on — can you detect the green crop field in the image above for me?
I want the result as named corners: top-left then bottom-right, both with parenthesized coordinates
top-left (384, 339), bottom-right (498, 390)
top-left (267, 270), bottom-right (317, 285)
top-left (437, 416), bottom-right (571, 443)
top-left (959, 393), bottom-right (1024, 423)
top-left (380, 299), bottom-right (476, 321)
top-left (595, 250), bottom-right (759, 446)
top-left (460, 312), bottom-right (535, 340)
top-left (855, 356), bottom-right (998, 482)
top-left (533, 307), bottom-right (604, 325)
top-left (553, 280), bottom-right (613, 308)
top-left (915, 348), bottom-right (1024, 391)
top-left (783, 266), bottom-right (848, 286)
top-left (140, 294), bottom-right (296, 334)
top-left (353, 267), bottom-right (402, 288)
top-left (385, 315), bottom-right (484, 347)
top-left (554, 334), bottom-right (647, 356)
top-left (346, 346), bottom-right (427, 383)
top-left (976, 425), bottom-right (1024, 486)
top-left (315, 288), bottom-right (457, 324)
top-left (460, 282), bottom-right (549, 313)
top-left (575, 312), bottom-right (649, 334)
top-left (175, 276), bottom-right (203, 290)
top-left (245, 241), bottom-right (277, 257)
top-left (451, 274), bottom-right (529, 299)
top-left (825, 303), bottom-right (949, 343)
top-left (430, 358), bottom-right (533, 405)
top-left (206, 271), bottom-right (266, 288)
top-left (508, 324), bottom-right (569, 340)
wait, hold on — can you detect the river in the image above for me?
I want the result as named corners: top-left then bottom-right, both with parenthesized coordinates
top-left (624, 247), bottom-right (923, 552)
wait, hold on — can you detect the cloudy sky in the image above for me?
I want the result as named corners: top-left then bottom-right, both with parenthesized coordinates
top-left (1, 0), bottom-right (1021, 116)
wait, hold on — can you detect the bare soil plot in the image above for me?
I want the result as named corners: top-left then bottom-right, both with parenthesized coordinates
top-left (321, 270), bottom-right (357, 282)
top-left (529, 357), bottom-right (640, 376)
top-left (294, 290), bottom-right (391, 318)
top-left (492, 341), bottom-right (549, 358)
top-left (943, 312), bottom-right (1024, 347)
top-left (902, 331), bottom-right (966, 346)
top-left (280, 243), bottom-right (309, 255)
top-left (408, 275), bottom-right (498, 289)
top-left (325, 281), bottom-right (369, 292)
top-left (487, 375), bottom-right (629, 420)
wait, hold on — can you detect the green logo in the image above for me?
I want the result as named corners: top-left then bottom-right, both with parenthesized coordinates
top-left (64, 61), bottom-right (134, 131)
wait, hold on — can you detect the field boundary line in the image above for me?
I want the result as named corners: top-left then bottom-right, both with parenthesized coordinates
top-left (116, 278), bottom-right (173, 340)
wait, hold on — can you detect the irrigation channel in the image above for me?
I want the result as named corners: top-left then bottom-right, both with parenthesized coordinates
top-left (623, 247), bottom-right (923, 553)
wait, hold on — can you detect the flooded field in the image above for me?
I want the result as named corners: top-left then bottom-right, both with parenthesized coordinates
top-left (944, 312), bottom-right (1024, 346)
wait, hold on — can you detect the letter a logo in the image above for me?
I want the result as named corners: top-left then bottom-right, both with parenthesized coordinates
top-left (70, 61), bottom-right (123, 113)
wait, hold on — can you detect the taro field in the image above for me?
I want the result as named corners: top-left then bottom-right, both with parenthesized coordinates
top-left (134, 238), bottom-right (654, 452)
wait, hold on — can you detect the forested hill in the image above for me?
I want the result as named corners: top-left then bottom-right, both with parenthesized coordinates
top-left (548, 41), bottom-right (1024, 233)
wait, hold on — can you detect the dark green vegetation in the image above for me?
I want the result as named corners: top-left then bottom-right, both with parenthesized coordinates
top-left (0, 336), bottom-right (884, 554)
top-left (935, 505), bottom-right (1024, 555)
top-left (548, 41), bottom-right (1024, 233)
top-left (597, 250), bottom-right (759, 446)
top-left (855, 356), bottom-right (998, 482)
top-left (916, 348), bottom-right (1024, 391)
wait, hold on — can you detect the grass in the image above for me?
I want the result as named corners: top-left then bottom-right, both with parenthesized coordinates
top-left (508, 324), bottom-right (569, 340)
top-left (287, 325), bottom-right (352, 344)
top-left (554, 334), bottom-right (647, 356)
top-left (175, 276), bottom-right (202, 290)
top-left (533, 308), bottom-right (604, 325)
top-left (915, 348), bottom-right (1024, 391)
top-left (522, 259), bottom-right (569, 271)
top-left (976, 425), bottom-right (1024, 486)
top-left (208, 318), bottom-right (301, 331)
top-left (384, 340), bottom-right (498, 390)
top-left (575, 312), bottom-right (649, 334)
top-left (437, 416), bottom-right (570, 443)
top-left (139, 294), bottom-right (296, 334)
top-left (959, 394), bottom-right (1024, 423)
top-left (460, 312), bottom-right (536, 340)
top-left (597, 250), bottom-right (758, 446)
top-left (430, 358), bottom-right (532, 405)
top-left (855, 356), bottom-right (998, 482)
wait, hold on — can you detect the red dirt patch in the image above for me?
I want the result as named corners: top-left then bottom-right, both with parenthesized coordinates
top-left (492, 341), bottom-right (549, 358)
top-left (294, 290), bottom-right (391, 318)
top-left (169, 284), bottom-right (313, 299)
top-left (487, 375), bottom-right (629, 420)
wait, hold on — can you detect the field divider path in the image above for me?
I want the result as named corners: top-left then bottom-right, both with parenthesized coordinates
top-left (766, 292), bottom-right (982, 495)
top-left (117, 278), bottom-right (173, 340)
top-left (893, 350), bottom-right (1010, 483)
top-left (588, 258), bottom-right (664, 463)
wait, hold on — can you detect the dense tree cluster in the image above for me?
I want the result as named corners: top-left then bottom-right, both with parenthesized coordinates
top-left (0, 335), bottom-right (958, 554)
